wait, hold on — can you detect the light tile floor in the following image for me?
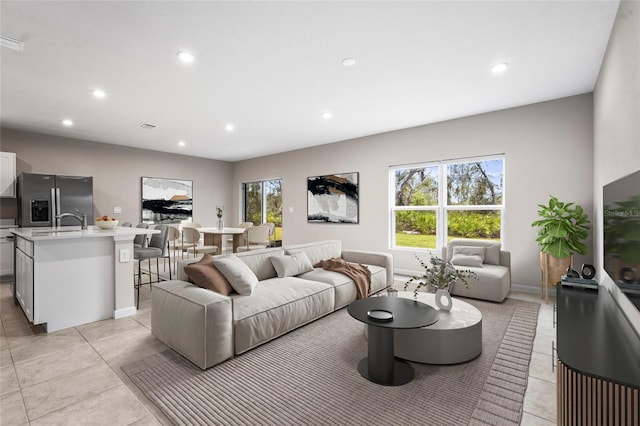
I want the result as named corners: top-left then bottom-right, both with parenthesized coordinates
top-left (0, 279), bottom-right (557, 425)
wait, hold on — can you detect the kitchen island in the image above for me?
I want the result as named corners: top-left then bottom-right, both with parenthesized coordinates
top-left (11, 226), bottom-right (158, 332)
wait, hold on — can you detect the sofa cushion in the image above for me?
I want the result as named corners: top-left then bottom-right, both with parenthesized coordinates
top-left (232, 277), bottom-right (334, 354)
top-left (284, 240), bottom-right (342, 266)
top-left (213, 256), bottom-right (259, 295)
top-left (452, 253), bottom-right (483, 268)
top-left (184, 253), bottom-right (233, 295)
top-left (451, 246), bottom-right (485, 267)
top-left (297, 263), bottom-right (387, 309)
top-left (450, 264), bottom-right (510, 302)
top-left (446, 239), bottom-right (500, 265)
top-left (270, 252), bottom-right (313, 278)
top-left (234, 248), bottom-right (284, 281)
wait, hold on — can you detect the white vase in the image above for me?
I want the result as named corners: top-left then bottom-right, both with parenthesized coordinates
top-left (217, 218), bottom-right (224, 230)
top-left (434, 289), bottom-right (452, 311)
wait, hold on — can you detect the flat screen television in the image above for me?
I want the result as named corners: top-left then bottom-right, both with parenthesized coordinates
top-left (603, 169), bottom-right (640, 300)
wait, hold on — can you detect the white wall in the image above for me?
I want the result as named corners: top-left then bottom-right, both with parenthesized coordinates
top-left (593, 0), bottom-right (640, 332)
top-left (0, 129), bottom-right (233, 227)
top-left (233, 94), bottom-right (594, 291)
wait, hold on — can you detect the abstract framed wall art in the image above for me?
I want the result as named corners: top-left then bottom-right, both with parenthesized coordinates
top-left (307, 172), bottom-right (359, 223)
top-left (141, 177), bottom-right (193, 224)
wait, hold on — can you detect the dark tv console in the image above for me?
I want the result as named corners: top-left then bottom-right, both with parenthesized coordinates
top-left (556, 284), bottom-right (640, 425)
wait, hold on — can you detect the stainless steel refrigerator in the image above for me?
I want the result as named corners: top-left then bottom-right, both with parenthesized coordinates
top-left (17, 173), bottom-right (94, 228)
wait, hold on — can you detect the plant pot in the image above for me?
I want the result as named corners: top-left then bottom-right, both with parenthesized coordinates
top-left (540, 252), bottom-right (573, 287)
top-left (434, 289), bottom-right (453, 311)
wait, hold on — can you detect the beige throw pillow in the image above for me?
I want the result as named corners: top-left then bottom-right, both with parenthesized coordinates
top-left (213, 255), bottom-right (259, 295)
top-left (451, 246), bottom-right (485, 268)
top-left (270, 252), bottom-right (313, 278)
top-left (183, 254), bottom-right (233, 295)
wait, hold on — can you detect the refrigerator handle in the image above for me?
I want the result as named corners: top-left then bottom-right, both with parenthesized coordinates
top-left (51, 187), bottom-right (57, 227)
top-left (55, 188), bottom-right (61, 227)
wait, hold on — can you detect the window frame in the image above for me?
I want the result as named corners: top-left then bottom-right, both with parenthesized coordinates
top-left (242, 178), bottom-right (282, 226)
top-left (390, 154), bottom-right (505, 251)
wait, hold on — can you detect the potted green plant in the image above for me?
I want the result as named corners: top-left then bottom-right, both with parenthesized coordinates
top-left (531, 195), bottom-right (590, 287)
top-left (216, 206), bottom-right (224, 230)
top-left (404, 254), bottom-right (476, 311)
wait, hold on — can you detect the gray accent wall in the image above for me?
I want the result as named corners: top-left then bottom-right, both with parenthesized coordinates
top-left (593, 0), bottom-right (640, 332)
top-left (233, 94), bottom-right (595, 290)
top-left (0, 129), bottom-right (233, 226)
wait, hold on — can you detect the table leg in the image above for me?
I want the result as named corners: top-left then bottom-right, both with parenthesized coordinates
top-left (232, 234), bottom-right (241, 253)
top-left (358, 324), bottom-right (414, 386)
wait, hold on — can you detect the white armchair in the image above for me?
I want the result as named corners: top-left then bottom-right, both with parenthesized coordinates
top-left (442, 238), bottom-right (511, 302)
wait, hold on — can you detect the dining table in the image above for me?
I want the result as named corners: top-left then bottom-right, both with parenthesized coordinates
top-left (198, 227), bottom-right (247, 253)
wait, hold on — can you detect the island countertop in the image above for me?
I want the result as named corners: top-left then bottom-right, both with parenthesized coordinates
top-left (11, 226), bottom-right (158, 241)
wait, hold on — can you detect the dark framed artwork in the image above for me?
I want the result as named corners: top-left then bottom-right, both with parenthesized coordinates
top-left (141, 177), bottom-right (193, 224)
top-left (307, 172), bottom-right (359, 223)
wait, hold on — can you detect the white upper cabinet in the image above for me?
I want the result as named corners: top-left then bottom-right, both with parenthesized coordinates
top-left (0, 152), bottom-right (16, 198)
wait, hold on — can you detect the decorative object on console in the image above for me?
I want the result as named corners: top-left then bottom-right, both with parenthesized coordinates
top-left (565, 267), bottom-right (580, 278)
top-left (532, 195), bottom-right (590, 288)
top-left (307, 172), bottom-right (359, 224)
top-left (141, 177), bottom-right (193, 224)
top-left (404, 254), bottom-right (476, 308)
top-left (216, 206), bottom-right (224, 230)
top-left (580, 263), bottom-right (595, 279)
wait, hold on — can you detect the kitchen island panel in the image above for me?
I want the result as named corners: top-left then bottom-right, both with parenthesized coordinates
top-left (34, 238), bottom-right (114, 332)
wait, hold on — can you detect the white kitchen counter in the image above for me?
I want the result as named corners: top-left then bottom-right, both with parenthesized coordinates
top-left (11, 225), bottom-right (156, 241)
top-left (12, 226), bottom-right (160, 332)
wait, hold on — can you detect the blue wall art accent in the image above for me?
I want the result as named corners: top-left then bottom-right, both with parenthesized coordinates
top-left (307, 172), bottom-right (359, 224)
top-left (141, 177), bottom-right (193, 224)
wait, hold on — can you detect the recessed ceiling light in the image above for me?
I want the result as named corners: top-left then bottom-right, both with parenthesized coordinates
top-left (225, 123), bottom-right (234, 132)
top-left (491, 62), bottom-right (509, 74)
top-left (342, 58), bottom-right (357, 67)
top-left (1, 36), bottom-right (24, 51)
top-left (178, 51), bottom-right (195, 63)
top-left (62, 119), bottom-right (73, 126)
top-left (92, 89), bottom-right (106, 99)
top-left (178, 140), bottom-right (186, 147)
top-left (321, 111), bottom-right (332, 120)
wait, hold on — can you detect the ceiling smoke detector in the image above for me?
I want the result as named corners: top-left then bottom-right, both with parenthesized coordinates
top-left (138, 123), bottom-right (158, 130)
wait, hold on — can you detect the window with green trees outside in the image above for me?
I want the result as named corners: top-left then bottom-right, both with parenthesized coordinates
top-left (391, 156), bottom-right (504, 250)
top-left (243, 179), bottom-right (283, 240)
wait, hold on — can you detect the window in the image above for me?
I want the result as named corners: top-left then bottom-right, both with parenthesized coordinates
top-left (242, 179), bottom-right (282, 239)
top-left (390, 156), bottom-right (504, 250)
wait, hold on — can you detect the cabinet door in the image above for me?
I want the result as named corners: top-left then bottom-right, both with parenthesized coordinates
top-left (15, 248), bottom-right (34, 322)
top-left (0, 241), bottom-right (14, 276)
top-left (0, 152), bottom-right (16, 198)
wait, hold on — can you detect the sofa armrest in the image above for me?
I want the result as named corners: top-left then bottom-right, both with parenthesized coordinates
top-left (342, 249), bottom-right (394, 285)
top-left (152, 280), bottom-right (233, 370)
top-left (499, 250), bottom-right (511, 269)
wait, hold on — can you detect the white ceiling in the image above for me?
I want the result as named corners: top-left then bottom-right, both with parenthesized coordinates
top-left (0, 1), bottom-right (619, 162)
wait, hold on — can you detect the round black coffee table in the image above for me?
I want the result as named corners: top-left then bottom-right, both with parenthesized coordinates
top-left (347, 296), bottom-right (439, 386)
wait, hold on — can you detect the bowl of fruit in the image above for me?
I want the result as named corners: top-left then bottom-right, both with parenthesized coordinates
top-left (95, 215), bottom-right (119, 229)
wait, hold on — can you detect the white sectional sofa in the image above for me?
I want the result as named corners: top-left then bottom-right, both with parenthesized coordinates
top-left (151, 240), bottom-right (393, 369)
top-left (442, 239), bottom-right (511, 302)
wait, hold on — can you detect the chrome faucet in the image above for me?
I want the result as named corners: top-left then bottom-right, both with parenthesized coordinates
top-left (56, 209), bottom-right (88, 230)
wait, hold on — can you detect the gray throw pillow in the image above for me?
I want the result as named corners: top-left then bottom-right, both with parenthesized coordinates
top-left (212, 255), bottom-right (259, 295)
top-left (270, 252), bottom-right (313, 278)
top-left (451, 253), bottom-right (484, 268)
top-left (451, 246), bottom-right (485, 267)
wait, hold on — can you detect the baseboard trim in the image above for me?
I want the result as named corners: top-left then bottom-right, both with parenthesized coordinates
top-left (114, 306), bottom-right (136, 319)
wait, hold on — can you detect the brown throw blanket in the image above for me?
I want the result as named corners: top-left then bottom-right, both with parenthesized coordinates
top-left (314, 258), bottom-right (372, 299)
